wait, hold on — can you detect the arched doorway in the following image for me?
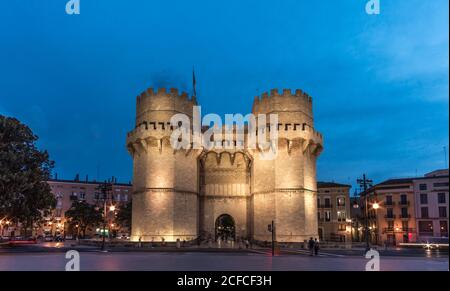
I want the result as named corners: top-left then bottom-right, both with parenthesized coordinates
top-left (215, 214), bottom-right (236, 241)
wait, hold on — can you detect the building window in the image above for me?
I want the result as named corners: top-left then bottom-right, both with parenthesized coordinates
top-left (386, 208), bottom-right (394, 219)
top-left (337, 197), bottom-right (345, 207)
top-left (421, 207), bottom-right (429, 218)
top-left (400, 194), bottom-right (408, 205)
top-left (386, 195), bottom-right (393, 206)
top-left (402, 221), bottom-right (409, 231)
top-left (438, 193), bottom-right (446, 204)
top-left (317, 198), bottom-right (320, 207)
top-left (325, 211), bottom-right (331, 222)
top-left (420, 194), bottom-right (428, 204)
top-left (79, 192), bottom-right (86, 200)
top-left (418, 221), bottom-right (433, 236)
top-left (433, 182), bottom-right (449, 188)
top-left (123, 194), bottom-right (128, 201)
top-left (439, 207), bottom-right (447, 218)
top-left (419, 184), bottom-right (427, 191)
top-left (324, 198), bottom-right (331, 208)
top-left (440, 221), bottom-right (448, 237)
top-left (338, 224), bottom-right (346, 231)
top-left (387, 221), bottom-right (394, 231)
top-left (337, 211), bottom-right (346, 222)
top-left (401, 207), bottom-right (408, 218)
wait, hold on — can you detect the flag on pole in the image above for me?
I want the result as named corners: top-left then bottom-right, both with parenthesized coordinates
top-left (192, 67), bottom-right (197, 97)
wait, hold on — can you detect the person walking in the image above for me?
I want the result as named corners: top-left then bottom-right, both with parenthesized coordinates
top-left (314, 238), bottom-right (320, 256)
top-left (308, 237), bottom-right (315, 256)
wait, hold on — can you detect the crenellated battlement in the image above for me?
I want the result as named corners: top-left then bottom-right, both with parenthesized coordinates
top-left (135, 87), bottom-right (198, 125)
top-left (252, 88), bottom-right (313, 119)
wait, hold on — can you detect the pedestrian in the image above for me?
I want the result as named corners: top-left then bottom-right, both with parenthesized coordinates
top-left (314, 238), bottom-right (320, 256)
top-left (308, 237), bottom-right (315, 256)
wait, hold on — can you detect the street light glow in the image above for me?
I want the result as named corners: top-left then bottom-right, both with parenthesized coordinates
top-left (372, 202), bottom-right (380, 210)
top-left (109, 205), bottom-right (116, 212)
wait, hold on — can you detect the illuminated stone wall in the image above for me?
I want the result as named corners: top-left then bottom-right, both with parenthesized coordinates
top-left (127, 87), bottom-right (323, 243)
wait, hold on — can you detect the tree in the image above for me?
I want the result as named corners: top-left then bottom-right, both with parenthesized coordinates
top-left (65, 201), bottom-right (102, 238)
top-left (0, 115), bottom-right (56, 236)
top-left (116, 200), bottom-right (132, 229)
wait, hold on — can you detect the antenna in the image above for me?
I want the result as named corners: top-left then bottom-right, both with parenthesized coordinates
top-left (444, 146), bottom-right (448, 169)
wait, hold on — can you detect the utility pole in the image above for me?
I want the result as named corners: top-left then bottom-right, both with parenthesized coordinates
top-left (97, 181), bottom-right (112, 252)
top-left (357, 174), bottom-right (373, 252)
top-left (268, 220), bottom-right (275, 256)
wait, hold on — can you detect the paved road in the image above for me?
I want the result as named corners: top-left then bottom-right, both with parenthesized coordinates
top-left (0, 251), bottom-right (447, 271)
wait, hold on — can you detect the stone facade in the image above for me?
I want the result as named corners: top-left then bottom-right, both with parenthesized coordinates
top-left (126, 87), bottom-right (323, 243)
top-left (317, 182), bottom-right (352, 242)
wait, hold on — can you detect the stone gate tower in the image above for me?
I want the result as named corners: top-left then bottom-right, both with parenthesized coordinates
top-left (126, 87), bottom-right (323, 243)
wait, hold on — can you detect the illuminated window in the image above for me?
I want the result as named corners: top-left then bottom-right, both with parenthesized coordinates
top-left (325, 211), bottom-right (331, 222)
top-left (337, 197), bottom-right (345, 207)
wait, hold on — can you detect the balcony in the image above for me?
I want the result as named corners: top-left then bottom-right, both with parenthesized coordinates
top-left (69, 195), bottom-right (78, 201)
top-left (385, 201), bottom-right (395, 207)
top-left (318, 204), bottom-right (333, 209)
top-left (399, 214), bottom-right (411, 219)
top-left (384, 215), bottom-right (396, 219)
top-left (384, 227), bottom-right (416, 233)
top-left (398, 201), bottom-right (410, 206)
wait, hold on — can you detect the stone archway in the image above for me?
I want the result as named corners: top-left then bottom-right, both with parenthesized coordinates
top-left (215, 214), bottom-right (236, 241)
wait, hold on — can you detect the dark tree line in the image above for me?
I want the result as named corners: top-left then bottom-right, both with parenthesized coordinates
top-left (0, 115), bottom-right (56, 236)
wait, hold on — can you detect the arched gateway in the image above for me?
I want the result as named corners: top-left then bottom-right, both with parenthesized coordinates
top-left (215, 214), bottom-right (236, 241)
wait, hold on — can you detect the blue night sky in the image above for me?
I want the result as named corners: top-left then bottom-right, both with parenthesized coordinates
top-left (1, 0), bottom-right (448, 189)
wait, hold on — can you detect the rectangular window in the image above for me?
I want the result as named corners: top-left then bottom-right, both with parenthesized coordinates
top-left (419, 184), bottom-right (427, 191)
top-left (387, 221), bottom-right (394, 230)
top-left (400, 194), bottom-right (407, 205)
top-left (402, 221), bottom-right (409, 231)
top-left (420, 194), bottom-right (428, 204)
top-left (433, 182), bottom-right (449, 188)
top-left (317, 198), bottom-right (320, 207)
top-left (386, 208), bottom-right (394, 218)
top-left (385, 196), bottom-right (393, 205)
top-left (401, 207), bottom-right (408, 218)
top-left (421, 207), bottom-right (429, 218)
top-left (440, 221), bottom-right (448, 237)
top-left (79, 192), bottom-right (85, 199)
top-left (324, 198), bottom-right (331, 208)
top-left (325, 211), bottom-right (331, 222)
top-left (337, 211), bottom-right (346, 222)
top-left (418, 221), bottom-right (433, 235)
top-left (439, 207), bottom-right (447, 218)
top-left (338, 224), bottom-right (346, 231)
top-left (123, 194), bottom-right (128, 201)
top-left (438, 193), bottom-right (446, 204)
top-left (337, 197), bottom-right (345, 207)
